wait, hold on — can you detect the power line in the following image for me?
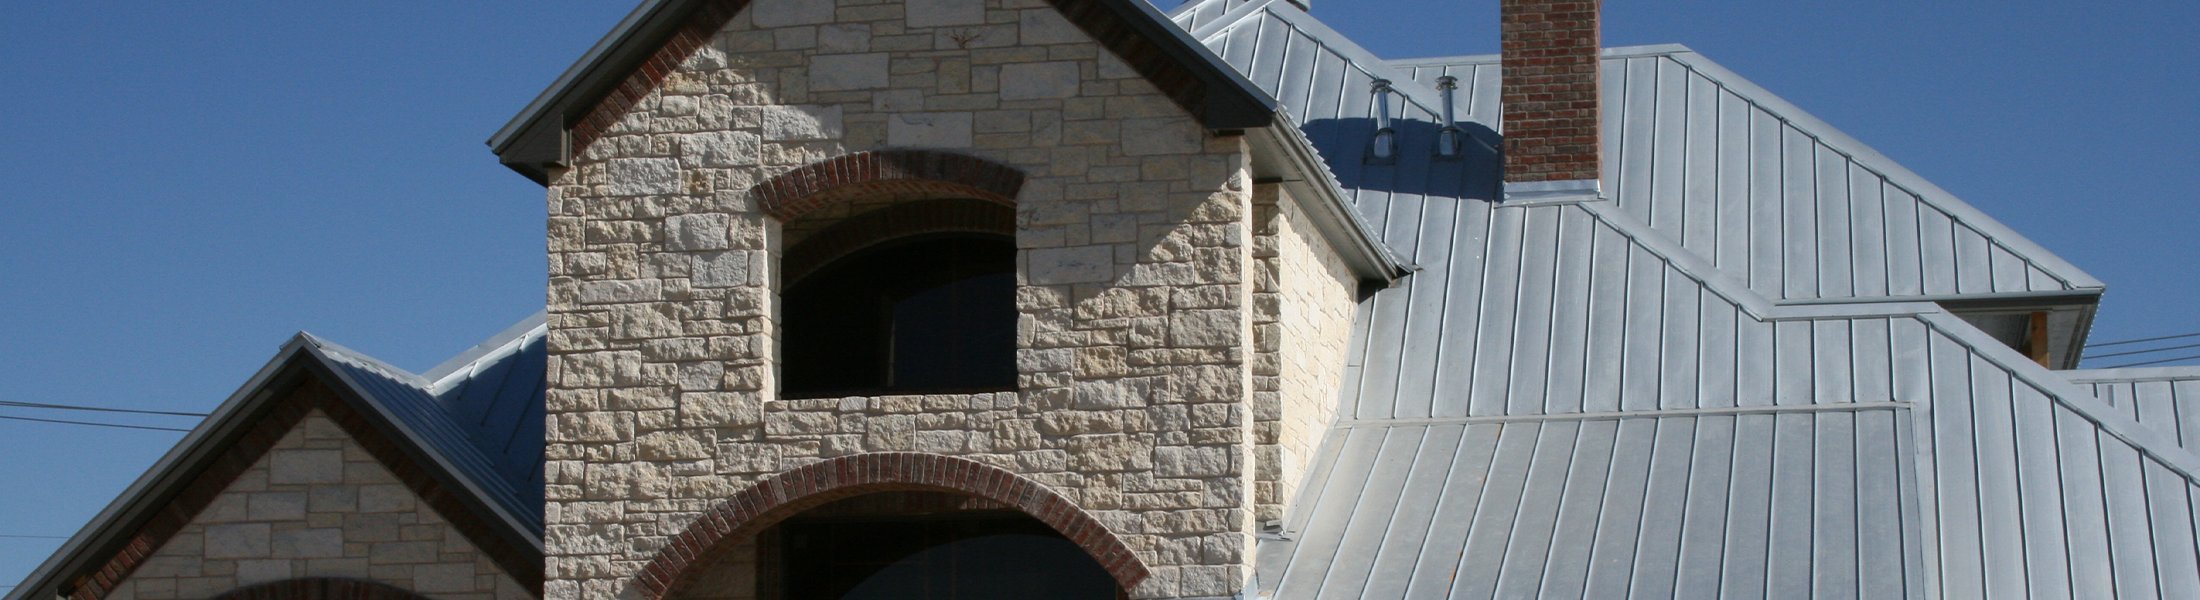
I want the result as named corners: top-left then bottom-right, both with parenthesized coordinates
top-left (0, 414), bottom-right (193, 433)
top-left (0, 400), bottom-right (206, 418)
top-left (2087, 341), bottom-right (2200, 361)
top-left (2088, 331), bottom-right (2200, 349)
top-left (0, 534), bottom-right (67, 539)
top-left (2099, 353), bottom-right (2200, 369)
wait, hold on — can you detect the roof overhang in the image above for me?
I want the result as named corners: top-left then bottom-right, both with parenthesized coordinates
top-left (488, 0), bottom-right (1280, 185)
top-left (1247, 116), bottom-right (1411, 287)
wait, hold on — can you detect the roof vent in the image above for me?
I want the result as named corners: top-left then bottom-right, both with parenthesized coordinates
top-left (1369, 78), bottom-right (1397, 163)
top-left (1436, 76), bottom-right (1464, 159)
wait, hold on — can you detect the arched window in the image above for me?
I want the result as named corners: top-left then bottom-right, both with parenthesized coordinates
top-left (781, 233), bottom-right (1016, 397)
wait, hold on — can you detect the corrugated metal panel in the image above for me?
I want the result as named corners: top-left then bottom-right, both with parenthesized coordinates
top-left (1259, 409), bottom-right (1922, 599)
top-left (1389, 50), bottom-right (2101, 302)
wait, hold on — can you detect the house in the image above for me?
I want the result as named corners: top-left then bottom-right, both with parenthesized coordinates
top-left (13, 0), bottom-right (2200, 598)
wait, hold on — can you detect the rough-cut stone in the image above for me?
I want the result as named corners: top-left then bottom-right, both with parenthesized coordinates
top-left (809, 53), bottom-right (889, 92)
top-left (666, 214), bottom-right (733, 252)
top-left (679, 131), bottom-right (762, 168)
top-left (749, 0), bottom-right (835, 28)
top-left (542, 1), bottom-right (1300, 597)
top-left (607, 159), bottom-right (682, 196)
top-left (761, 105), bottom-right (843, 141)
top-left (268, 450), bottom-right (342, 485)
top-left (906, 0), bottom-right (986, 28)
top-left (1029, 245), bottom-right (1116, 284)
top-left (1000, 62), bottom-right (1082, 101)
top-left (887, 112), bottom-right (975, 148)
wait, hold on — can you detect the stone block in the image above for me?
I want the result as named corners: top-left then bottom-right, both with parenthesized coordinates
top-left (246, 492), bottom-right (306, 521)
top-left (691, 251), bottom-right (752, 288)
top-left (268, 450), bottom-right (343, 485)
top-left (234, 559), bottom-right (293, 586)
top-left (819, 24), bottom-right (871, 53)
top-left (810, 53), bottom-right (889, 92)
top-left (749, 0), bottom-right (835, 27)
top-left (577, 280), bottom-right (662, 304)
top-left (358, 484), bottom-right (415, 513)
top-left (1020, 10), bottom-right (1085, 45)
top-left (677, 131), bottom-right (761, 168)
top-left (907, 0), bottom-right (985, 28)
top-left (665, 213), bottom-right (732, 252)
top-left (1121, 118), bottom-right (1203, 156)
top-left (271, 528), bottom-right (344, 559)
top-left (887, 112), bottom-right (974, 148)
top-left (761, 105), bottom-right (844, 141)
top-left (1068, 434), bottom-right (1152, 472)
top-left (1169, 309), bottom-right (1241, 347)
top-left (605, 159), bottom-right (681, 196)
top-left (204, 523), bottom-right (271, 559)
top-left (1000, 62), bottom-right (1082, 101)
top-left (1029, 245), bottom-right (1115, 284)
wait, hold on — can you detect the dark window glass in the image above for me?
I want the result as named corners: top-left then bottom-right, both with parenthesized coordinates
top-left (782, 234), bottom-right (1016, 397)
top-left (780, 513), bottom-right (1119, 600)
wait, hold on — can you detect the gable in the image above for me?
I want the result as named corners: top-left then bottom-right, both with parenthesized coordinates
top-left (43, 377), bottom-right (538, 600)
top-left (490, 0), bottom-right (1277, 184)
top-left (95, 404), bottom-right (531, 600)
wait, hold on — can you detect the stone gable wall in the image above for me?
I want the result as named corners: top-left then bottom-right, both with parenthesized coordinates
top-left (542, 0), bottom-right (1259, 598)
top-left (1248, 185), bottom-right (1359, 524)
top-left (101, 411), bottom-right (527, 600)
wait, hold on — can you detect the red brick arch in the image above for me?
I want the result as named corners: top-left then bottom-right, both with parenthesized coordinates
top-left (781, 198), bottom-right (1015, 286)
top-left (750, 150), bottom-right (1025, 222)
top-left (632, 452), bottom-right (1147, 599)
top-left (206, 578), bottom-right (431, 600)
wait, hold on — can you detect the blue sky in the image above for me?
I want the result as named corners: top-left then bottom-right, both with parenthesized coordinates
top-left (2, 0), bottom-right (2195, 587)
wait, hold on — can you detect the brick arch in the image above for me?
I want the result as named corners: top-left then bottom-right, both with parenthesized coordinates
top-left (205, 578), bottom-right (431, 600)
top-left (633, 452), bottom-right (1147, 600)
top-left (781, 198), bottom-right (1015, 286)
top-left (751, 150), bottom-right (1024, 222)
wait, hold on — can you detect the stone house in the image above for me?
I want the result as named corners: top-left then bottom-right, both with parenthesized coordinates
top-left (14, 0), bottom-right (2200, 598)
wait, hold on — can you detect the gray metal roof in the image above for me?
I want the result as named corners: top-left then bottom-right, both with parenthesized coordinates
top-left (1260, 409), bottom-right (1923, 598)
top-left (1177, 1), bottom-right (2200, 597)
top-left (307, 313), bottom-right (548, 535)
top-left (1391, 49), bottom-right (2104, 302)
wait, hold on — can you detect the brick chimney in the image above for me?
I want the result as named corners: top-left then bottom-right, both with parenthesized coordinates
top-left (1500, 0), bottom-right (1602, 202)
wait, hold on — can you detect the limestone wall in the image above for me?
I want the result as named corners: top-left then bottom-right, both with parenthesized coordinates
top-left (542, 0), bottom-right (1259, 598)
top-left (1248, 184), bottom-right (1360, 523)
top-left (102, 411), bottom-right (528, 600)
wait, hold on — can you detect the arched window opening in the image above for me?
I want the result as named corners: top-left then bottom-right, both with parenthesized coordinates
top-left (781, 233), bottom-right (1016, 398)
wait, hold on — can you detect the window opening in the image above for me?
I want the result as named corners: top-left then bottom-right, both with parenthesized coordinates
top-left (782, 233), bottom-right (1016, 397)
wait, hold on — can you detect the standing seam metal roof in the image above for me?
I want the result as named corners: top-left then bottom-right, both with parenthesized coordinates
top-left (1174, 1), bottom-right (2200, 597)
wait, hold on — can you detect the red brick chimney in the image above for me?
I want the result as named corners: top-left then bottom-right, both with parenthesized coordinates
top-left (1500, 0), bottom-right (1603, 202)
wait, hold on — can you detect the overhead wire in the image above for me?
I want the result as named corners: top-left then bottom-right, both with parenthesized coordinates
top-left (2087, 331), bottom-right (2200, 349)
top-left (0, 414), bottom-right (193, 433)
top-left (2098, 353), bottom-right (2200, 369)
top-left (2086, 341), bottom-right (2200, 361)
top-left (0, 534), bottom-right (67, 539)
top-left (0, 400), bottom-right (207, 418)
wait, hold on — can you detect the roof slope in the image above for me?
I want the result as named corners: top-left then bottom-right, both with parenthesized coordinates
top-left (7, 315), bottom-right (548, 600)
top-left (1392, 48), bottom-right (2103, 302)
top-left (1175, 1), bottom-right (2200, 597)
top-left (310, 314), bottom-right (549, 534)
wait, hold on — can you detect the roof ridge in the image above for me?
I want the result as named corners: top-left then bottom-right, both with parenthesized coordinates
top-left (1385, 43), bottom-right (1698, 67)
top-left (424, 311), bottom-right (550, 389)
top-left (301, 333), bottom-right (432, 389)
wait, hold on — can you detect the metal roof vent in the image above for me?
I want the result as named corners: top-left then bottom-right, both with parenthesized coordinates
top-left (1369, 78), bottom-right (1397, 163)
top-left (1436, 76), bottom-right (1464, 159)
